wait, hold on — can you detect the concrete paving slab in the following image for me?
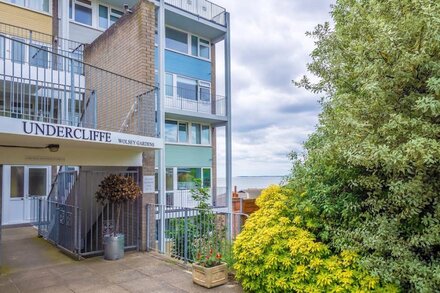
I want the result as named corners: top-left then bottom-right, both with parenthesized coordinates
top-left (0, 227), bottom-right (243, 293)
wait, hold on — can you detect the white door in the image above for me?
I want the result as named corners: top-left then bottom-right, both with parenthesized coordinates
top-left (2, 165), bottom-right (50, 225)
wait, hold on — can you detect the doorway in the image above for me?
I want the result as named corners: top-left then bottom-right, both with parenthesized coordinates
top-left (1, 165), bottom-right (51, 225)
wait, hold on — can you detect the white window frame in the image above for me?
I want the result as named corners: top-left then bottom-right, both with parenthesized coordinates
top-left (165, 119), bottom-right (211, 146)
top-left (167, 73), bottom-right (211, 102)
top-left (71, 0), bottom-right (94, 27)
top-left (4, 0), bottom-right (52, 15)
top-left (98, 3), bottom-right (123, 29)
top-left (165, 25), bottom-right (211, 61)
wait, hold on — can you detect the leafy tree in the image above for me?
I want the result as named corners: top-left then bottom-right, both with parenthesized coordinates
top-left (234, 186), bottom-right (395, 292)
top-left (290, 0), bottom-right (440, 291)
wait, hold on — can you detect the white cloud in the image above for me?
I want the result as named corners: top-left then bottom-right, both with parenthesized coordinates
top-left (213, 0), bottom-right (333, 176)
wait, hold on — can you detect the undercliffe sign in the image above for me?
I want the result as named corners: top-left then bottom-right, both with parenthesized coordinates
top-left (23, 121), bottom-right (112, 142)
top-left (0, 116), bottom-right (163, 150)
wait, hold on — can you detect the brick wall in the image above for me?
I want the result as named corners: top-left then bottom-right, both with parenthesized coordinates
top-left (83, 0), bottom-right (157, 251)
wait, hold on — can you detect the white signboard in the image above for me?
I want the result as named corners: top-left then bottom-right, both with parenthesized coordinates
top-left (0, 116), bottom-right (163, 150)
top-left (143, 176), bottom-right (155, 193)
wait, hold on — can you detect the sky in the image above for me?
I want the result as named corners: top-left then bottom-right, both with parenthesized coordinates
top-left (213, 0), bottom-right (334, 177)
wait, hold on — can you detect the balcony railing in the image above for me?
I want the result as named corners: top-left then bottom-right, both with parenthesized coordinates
top-left (0, 22), bottom-right (85, 62)
top-left (164, 187), bottom-right (227, 208)
top-left (164, 0), bottom-right (226, 26)
top-left (164, 85), bottom-right (226, 116)
top-left (0, 35), bottom-right (156, 136)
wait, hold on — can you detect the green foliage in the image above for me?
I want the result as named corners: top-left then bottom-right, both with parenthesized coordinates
top-left (234, 186), bottom-right (395, 292)
top-left (167, 179), bottom-right (230, 267)
top-left (289, 0), bottom-right (440, 291)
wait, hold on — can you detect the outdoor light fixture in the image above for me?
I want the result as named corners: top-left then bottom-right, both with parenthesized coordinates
top-left (47, 144), bottom-right (60, 152)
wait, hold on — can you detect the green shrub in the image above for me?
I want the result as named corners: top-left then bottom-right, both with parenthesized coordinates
top-left (233, 186), bottom-right (395, 293)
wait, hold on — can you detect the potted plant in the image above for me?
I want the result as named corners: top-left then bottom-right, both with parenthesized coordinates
top-left (192, 243), bottom-right (228, 288)
top-left (95, 174), bottom-right (141, 260)
top-left (190, 179), bottom-right (228, 288)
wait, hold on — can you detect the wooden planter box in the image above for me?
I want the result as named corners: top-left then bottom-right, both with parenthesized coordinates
top-left (192, 262), bottom-right (228, 288)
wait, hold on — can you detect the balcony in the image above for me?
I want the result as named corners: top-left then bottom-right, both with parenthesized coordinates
top-left (164, 85), bottom-right (226, 119)
top-left (164, 186), bottom-right (227, 208)
top-left (164, 0), bottom-right (226, 26)
top-left (0, 34), bottom-right (159, 155)
top-left (0, 22), bottom-right (85, 62)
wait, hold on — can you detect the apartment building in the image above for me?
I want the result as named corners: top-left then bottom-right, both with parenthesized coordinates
top-left (0, 0), bottom-right (231, 256)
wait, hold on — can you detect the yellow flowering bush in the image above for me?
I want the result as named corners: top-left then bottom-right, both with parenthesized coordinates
top-left (233, 185), bottom-right (397, 293)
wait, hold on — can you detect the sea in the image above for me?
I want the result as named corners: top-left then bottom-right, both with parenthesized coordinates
top-left (218, 176), bottom-right (285, 191)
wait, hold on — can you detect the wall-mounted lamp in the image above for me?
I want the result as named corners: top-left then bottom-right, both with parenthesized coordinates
top-left (47, 144), bottom-right (60, 152)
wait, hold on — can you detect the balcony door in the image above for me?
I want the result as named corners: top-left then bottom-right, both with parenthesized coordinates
top-left (2, 165), bottom-right (50, 225)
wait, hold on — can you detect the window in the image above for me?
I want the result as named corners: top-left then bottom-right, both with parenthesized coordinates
top-left (199, 39), bottom-right (210, 59)
top-left (30, 45), bottom-right (48, 68)
top-left (0, 36), bottom-right (4, 59)
top-left (177, 77), bottom-right (197, 101)
top-left (74, 0), bottom-right (92, 26)
top-left (177, 168), bottom-right (211, 190)
top-left (165, 120), bottom-right (188, 143)
top-left (8, 0), bottom-right (49, 13)
top-left (203, 168), bottom-right (211, 188)
top-left (191, 35), bottom-right (198, 56)
top-left (191, 123), bottom-right (201, 144)
top-left (165, 73), bottom-right (173, 96)
top-left (165, 27), bottom-right (188, 54)
top-left (12, 38), bottom-right (25, 64)
top-left (199, 81), bottom-right (211, 102)
top-left (165, 120), bottom-right (178, 142)
top-left (29, 168), bottom-right (47, 196)
top-left (177, 168), bottom-right (201, 190)
top-left (201, 125), bottom-right (210, 145)
top-left (178, 122), bottom-right (188, 143)
top-left (110, 9), bottom-right (124, 25)
top-left (166, 168), bottom-right (174, 191)
top-left (99, 5), bottom-right (108, 29)
top-left (10, 166), bottom-right (24, 198)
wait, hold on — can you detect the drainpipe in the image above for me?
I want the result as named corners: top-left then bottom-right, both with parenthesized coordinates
top-left (224, 12), bottom-right (233, 240)
top-left (158, 0), bottom-right (166, 254)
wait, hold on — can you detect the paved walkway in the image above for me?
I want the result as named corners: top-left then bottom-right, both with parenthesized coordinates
top-left (0, 227), bottom-right (242, 292)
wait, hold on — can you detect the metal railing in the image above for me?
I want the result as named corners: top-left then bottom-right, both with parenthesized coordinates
top-left (36, 169), bottom-right (141, 258)
top-left (146, 204), bottom-right (248, 264)
top-left (0, 35), bottom-right (156, 136)
top-left (165, 186), bottom-right (227, 208)
top-left (0, 22), bottom-right (85, 61)
top-left (164, 85), bottom-right (226, 116)
top-left (164, 0), bottom-right (226, 26)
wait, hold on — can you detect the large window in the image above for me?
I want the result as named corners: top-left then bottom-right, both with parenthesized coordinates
top-left (0, 36), bottom-right (4, 59)
top-left (8, 0), bottom-right (49, 13)
top-left (165, 73), bottom-right (174, 96)
top-left (74, 0), bottom-right (92, 26)
top-left (12, 38), bottom-right (25, 64)
top-left (177, 77), bottom-right (197, 101)
top-left (165, 120), bottom-right (178, 143)
top-left (177, 167), bottom-right (211, 190)
top-left (30, 45), bottom-right (48, 68)
top-left (201, 125), bottom-right (210, 145)
top-left (166, 168), bottom-right (174, 191)
top-left (191, 123), bottom-right (201, 145)
top-left (165, 27), bottom-right (188, 54)
top-left (99, 5), bottom-right (123, 29)
top-left (165, 120), bottom-right (188, 143)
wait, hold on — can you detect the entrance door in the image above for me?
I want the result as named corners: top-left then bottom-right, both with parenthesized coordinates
top-left (2, 165), bottom-right (50, 225)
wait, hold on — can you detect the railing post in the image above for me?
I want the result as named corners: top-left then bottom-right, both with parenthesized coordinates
top-left (70, 58), bottom-right (75, 125)
top-left (38, 198), bottom-right (42, 236)
top-left (146, 204), bottom-right (150, 252)
top-left (184, 207), bottom-right (188, 263)
top-left (77, 208), bottom-right (82, 259)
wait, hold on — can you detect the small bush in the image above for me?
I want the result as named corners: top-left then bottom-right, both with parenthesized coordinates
top-left (233, 186), bottom-right (396, 293)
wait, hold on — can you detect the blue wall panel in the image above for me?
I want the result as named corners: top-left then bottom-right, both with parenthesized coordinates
top-left (157, 49), bottom-right (211, 82)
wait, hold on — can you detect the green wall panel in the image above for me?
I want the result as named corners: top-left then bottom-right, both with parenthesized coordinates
top-left (165, 145), bottom-right (212, 167)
